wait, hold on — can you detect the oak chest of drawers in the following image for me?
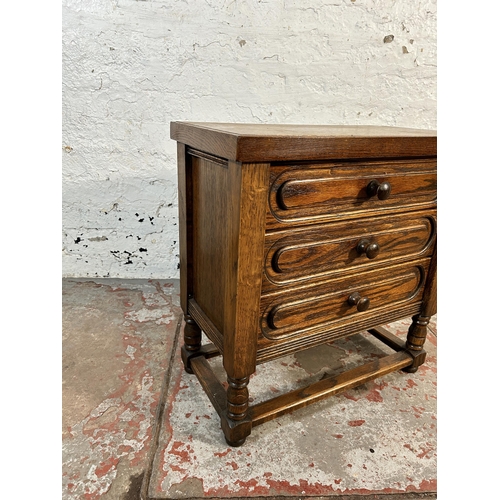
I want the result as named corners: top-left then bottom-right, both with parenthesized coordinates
top-left (171, 122), bottom-right (437, 446)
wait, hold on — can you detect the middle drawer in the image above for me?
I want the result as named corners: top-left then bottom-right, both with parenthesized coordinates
top-left (262, 209), bottom-right (436, 293)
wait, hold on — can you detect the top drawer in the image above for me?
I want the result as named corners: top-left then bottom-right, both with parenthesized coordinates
top-left (267, 158), bottom-right (437, 228)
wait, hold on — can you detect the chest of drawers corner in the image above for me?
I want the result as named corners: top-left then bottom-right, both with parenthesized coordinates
top-left (171, 122), bottom-right (437, 447)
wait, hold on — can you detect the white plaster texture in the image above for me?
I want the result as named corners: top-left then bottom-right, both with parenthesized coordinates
top-left (62, 0), bottom-right (437, 278)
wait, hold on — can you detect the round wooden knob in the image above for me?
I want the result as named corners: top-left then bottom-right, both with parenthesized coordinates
top-left (367, 180), bottom-right (391, 200)
top-left (356, 239), bottom-right (380, 259)
top-left (348, 292), bottom-right (370, 312)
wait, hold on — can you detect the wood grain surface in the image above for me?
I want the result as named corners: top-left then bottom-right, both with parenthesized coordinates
top-left (171, 122), bottom-right (437, 162)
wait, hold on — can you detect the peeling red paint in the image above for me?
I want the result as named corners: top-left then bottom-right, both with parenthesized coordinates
top-left (117, 444), bottom-right (133, 455)
top-left (155, 367), bottom-right (182, 485)
top-left (406, 478), bottom-right (437, 491)
top-left (412, 405), bottom-right (426, 418)
top-left (365, 388), bottom-right (383, 402)
top-left (406, 379), bottom-right (418, 389)
top-left (343, 392), bottom-right (359, 401)
top-left (348, 419), bottom-right (366, 427)
top-left (421, 478), bottom-right (438, 490)
top-left (234, 478), bottom-right (268, 495)
top-left (95, 456), bottom-right (120, 478)
top-left (169, 441), bottom-right (191, 462)
top-left (214, 449), bottom-right (231, 458)
top-left (170, 465), bottom-right (187, 473)
top-left (416, 442), bottom-right (434, 459)
top-left (264, 478), bottom-right (336, 496)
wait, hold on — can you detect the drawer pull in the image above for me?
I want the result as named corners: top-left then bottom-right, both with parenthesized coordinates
top-left (367, 180), bottom-right (392, 200)
top-left (348, 292), bottom-right (370, 312)
top-left (356, 239), bottom-right (380, 259)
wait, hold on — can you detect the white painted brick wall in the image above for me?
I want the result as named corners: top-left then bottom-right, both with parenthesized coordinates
top-left (62, 0), bottom-right (436, 279)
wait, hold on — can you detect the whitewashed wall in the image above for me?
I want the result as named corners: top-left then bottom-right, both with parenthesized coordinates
top-left (62, 0), bottom-right (437, 279)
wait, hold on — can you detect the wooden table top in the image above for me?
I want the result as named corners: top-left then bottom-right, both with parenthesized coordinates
top-left (170, 122), bottom-right (437, 162)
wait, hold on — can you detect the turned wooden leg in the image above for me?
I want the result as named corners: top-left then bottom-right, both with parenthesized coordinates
top-left (181, 314), bottom-right (202, 374)
top-left (227, 376), bottom-right (249, 421)
top-left (404, 246), bottom-right (436, 373)
top-left (221, 375), bottom-right (252, 447)
top-left (403, 313), bottom-right (429, 373)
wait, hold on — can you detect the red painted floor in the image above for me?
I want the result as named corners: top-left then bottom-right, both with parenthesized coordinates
top-left (62, 279), bottom-right (436, 500)
top-left (62, 279), bottom-right (182, 499)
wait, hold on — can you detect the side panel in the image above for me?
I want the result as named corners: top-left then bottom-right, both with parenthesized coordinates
top-left (191, 154), bottom-right (229, 336)
top-left (188, 154), bottom-right (270, 376)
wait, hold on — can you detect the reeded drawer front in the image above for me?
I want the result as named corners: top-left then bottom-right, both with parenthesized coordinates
top-left (263, 210), bottom-right (436, 290)
top-left (267, 159), bottom-right (436, 227)
top-left (259, 261), bottom-right (429, 342)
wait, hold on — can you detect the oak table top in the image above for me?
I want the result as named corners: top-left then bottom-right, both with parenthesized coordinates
top-left (170, 121), bottom-right (437, 162)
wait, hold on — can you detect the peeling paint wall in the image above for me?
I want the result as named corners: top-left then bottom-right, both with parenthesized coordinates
top-left (62, 0), bottom-right (437, 279)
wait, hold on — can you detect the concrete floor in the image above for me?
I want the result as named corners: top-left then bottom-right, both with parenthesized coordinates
top-left (62, 279), bottom-right (437, 500)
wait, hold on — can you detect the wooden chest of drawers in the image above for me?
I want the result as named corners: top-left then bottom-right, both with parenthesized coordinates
top-left (171, 122), bottom-right (437, 446)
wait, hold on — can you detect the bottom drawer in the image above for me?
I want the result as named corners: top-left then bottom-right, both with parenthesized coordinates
top-left (256, 259), bottom-right (430, 362)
